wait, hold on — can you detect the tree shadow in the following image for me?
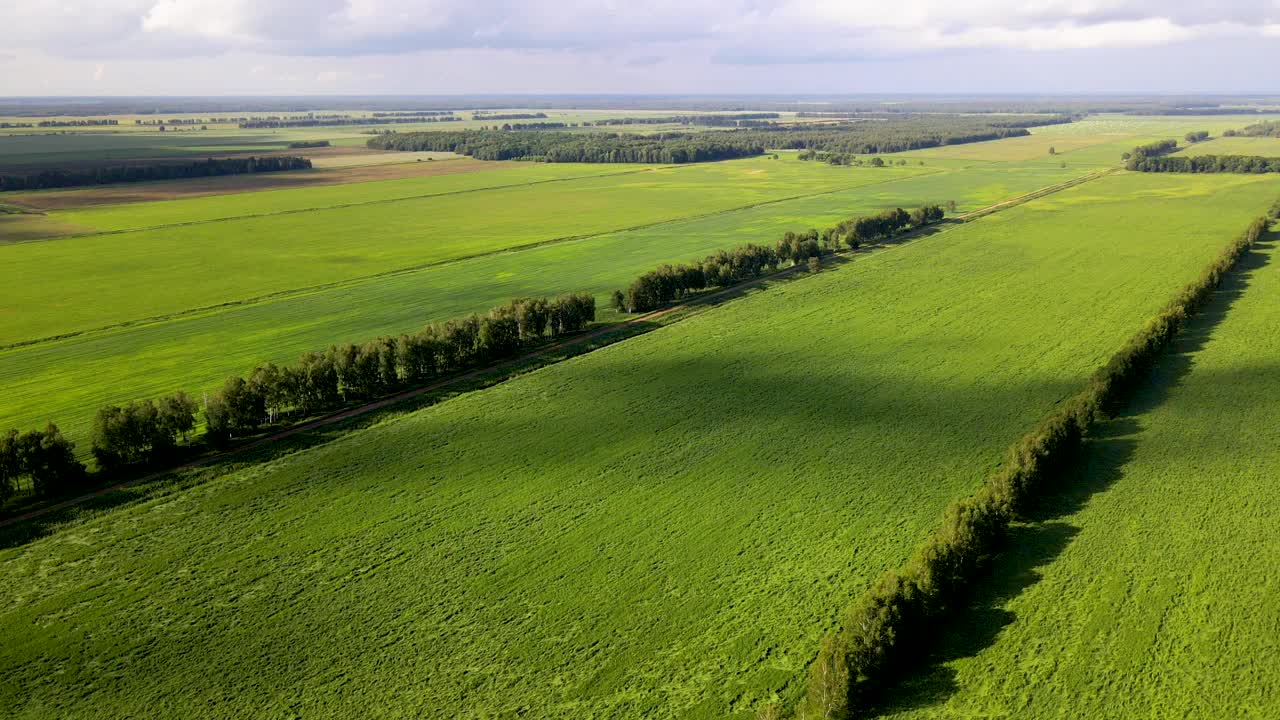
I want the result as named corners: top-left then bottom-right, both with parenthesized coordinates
top-left (863, 234), bottom-right (1276, 716)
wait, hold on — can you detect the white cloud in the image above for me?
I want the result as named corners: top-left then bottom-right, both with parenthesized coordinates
top-left (4, 0), bottom-right (1274, 60)
top-left (1, 1), bottom-right (1279, 93)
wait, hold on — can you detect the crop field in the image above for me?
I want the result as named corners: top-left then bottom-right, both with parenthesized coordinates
top-left (0, 157), bottom-right (936, 346)
top-left (878, 227), bottom-right (1280, 719)
top-left (2, 171), bottom-right (1276, 718)
top-left (0, 157), bottom-right (1093, 448)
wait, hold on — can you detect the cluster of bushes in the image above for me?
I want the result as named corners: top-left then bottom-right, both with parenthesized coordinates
top-left (1122, 139), bottom-right (1179, 164)
top-left (240, 117), bottom-right (460, 129)
top-left (1224, 120), bottom-right (1280, 138)
top-left (1129, 154), bottom-right (1280, 174)
top-left (0, 156), bottom-right (312, 192)
top-left (287, 140), bottom-right (330, 149)
top-left (0, 426), bottom-right (85, 502)
top-left (1184, 130), bottom-right (1210, 143)
top-left (797, 150), bottom-right (909, 167)
top-left (613, 205), bottom-right (945, 313)
top-left (791, 209), bottom-right (1274, 720)
top-left (368, 129), bottom-right (765, 164)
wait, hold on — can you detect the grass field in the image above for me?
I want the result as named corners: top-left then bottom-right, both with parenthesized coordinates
top-left (877, 229), bottom-right (1280, 719)
top-left (0, 159), bottom-right (1088, 449)
top-left (0, 158), bottom-right (934, 345)
top-left (1, 172), bottom-right (1275, 719)
top-left (1174, 135), bottom-right (1280, 157)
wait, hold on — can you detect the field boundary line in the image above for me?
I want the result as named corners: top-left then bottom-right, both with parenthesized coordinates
top-left (0, 168), bottom-right (1107, 529)
top-left (0, 167), bottom-right (949, 352)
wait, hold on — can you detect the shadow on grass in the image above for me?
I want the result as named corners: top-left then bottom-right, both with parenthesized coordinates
top-left (863, 235), bottom-right (1276, 716)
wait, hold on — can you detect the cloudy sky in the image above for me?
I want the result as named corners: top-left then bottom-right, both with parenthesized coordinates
top-left (2, 1), bottom-right (1279, 95)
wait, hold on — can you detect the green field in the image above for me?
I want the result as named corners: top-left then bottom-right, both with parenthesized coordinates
top-left (2, 172), bottom-right (1275, 719)
top-left (0, 157), bottom-right (935, 346)
top-left (878, 228), bottom-right (1280, 719)
top-left (0, 159), bottom-right (1088, 449)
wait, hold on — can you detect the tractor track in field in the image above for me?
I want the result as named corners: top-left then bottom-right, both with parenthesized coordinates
top-left (0, 168), bottom-right (1109, 529)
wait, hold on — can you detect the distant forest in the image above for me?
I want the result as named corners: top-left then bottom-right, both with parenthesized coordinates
top-left (0, 156), bottom-right (312, 192)
top-left (368, 130), bottom-right (766, 163)
top-left (369, 115), bottom-right (1072, 163)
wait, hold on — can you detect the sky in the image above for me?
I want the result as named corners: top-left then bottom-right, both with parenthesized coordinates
top-left (2, 1), bottom-right (1279, 96)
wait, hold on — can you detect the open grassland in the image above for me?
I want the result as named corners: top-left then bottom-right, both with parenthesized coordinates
top-left (2, 173), bottom-right (1276, 719)
top-left (42, 161), bottom-right (641, 229)
top-left (1174, 135), bottom-right (1280, 157)
top-left (878, 230), bottom-right (1280, 719)
top-left (0, 160), bottom-right (1091, 448)
top-left (0, 158), bottom-right (933, 345)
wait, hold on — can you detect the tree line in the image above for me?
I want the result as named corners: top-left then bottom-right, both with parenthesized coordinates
top-left (367, 129), bottom-right (766, 164)
top-left (613, 205), bottom-right (946, 313)
top-left (798, 150), bottom-right (912, 167)
top-left (240, 117), bottom-right (461, 129)
top-left (1129, 154), bottom-right (1280, 174)
top-left (288, 140), bottom-right (331, 149)
top-left (0, 293), bottom-right (597, 504)
top-left (1184, 130), bottom-right (1210, 143)
top-left (1224, 120), bottom-right (1280, 138)
top-left (788, 205), bottom-right (1277, 720)
top-left (367, 113), bottom-right (1073, 164)
top-left (1122, 138), bottom-right (1179, 164)
top-left (588, 113), bottom-right (781, 127)
top-left (472, 112), bottom-right (549, 120)
top-left (0, 156), bottom-right (312, 192)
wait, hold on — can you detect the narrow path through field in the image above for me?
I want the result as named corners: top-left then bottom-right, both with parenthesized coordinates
top-left (0, 168), bottom-right (1109, 529)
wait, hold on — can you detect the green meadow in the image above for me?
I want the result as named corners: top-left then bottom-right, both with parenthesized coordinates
top-left (0, 159), bottom-right (1088, 448)
top-left (1, 157), bottom-right (934, 345)
top-left (2, 172), bottom-right (1276, 719)
top-left (879, 227), bottom-right (1280, 719)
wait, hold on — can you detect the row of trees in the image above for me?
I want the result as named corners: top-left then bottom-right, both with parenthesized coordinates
top-left (1129, 154), bottom-right (1280, 173)
top-left (614, 205), bottom-right (946, 313)
top-left (472, 112), bottom-right (548, 120)
top-left (588, 113), bottom-right (781, 127)
top-left (792, 208), bottom-right (1275, 720)
top-left (91, 395), bottom-right (199, 471)
top-left (0, 156), bottom-right (312, 192)
top-left (0, 426), bottom-right (85, 502)
top-left (287, 140), bottom-right (330, 149)
top-left (798, 150), bottom-right (913, 167)
top-left (368, 130), bottom-right (766, 164)
top-left (1122, 138), bottom-right (1179, 165)
top-left (202, 292), bottom-right (594, 442)
top-left (3, 292), bottom-right (599, 506)
top-left (1225, 120), bottom-right (1280, 137)
top-left (730, 120), bottom-right (1039, 155)
top-left (239, 117), bottom-right (461, 129)
top-left (1184, 130), bottom-right (1210, 143)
